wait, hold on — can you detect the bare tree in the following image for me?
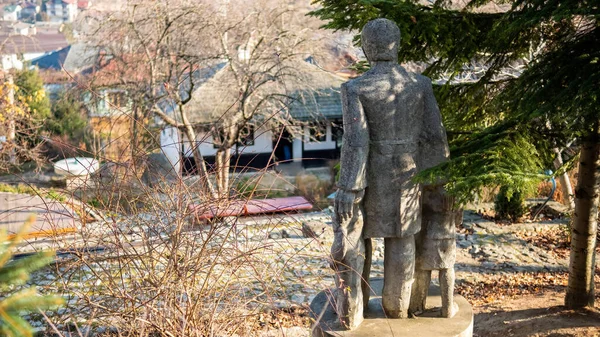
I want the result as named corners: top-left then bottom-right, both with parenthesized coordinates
top-left (84, 0), bottom-right (221, 196)
top-left (84, 0), bottom-right (336, 198)
top-left (195, 0), bottom-right (331, 196)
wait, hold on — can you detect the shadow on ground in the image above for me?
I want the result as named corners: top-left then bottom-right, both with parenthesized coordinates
top-left (474, 305), bottom-right (600, 337)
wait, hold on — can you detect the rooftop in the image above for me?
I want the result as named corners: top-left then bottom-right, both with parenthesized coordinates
top-left (4, 5), bottom-right (21, 13)
top-left (31, 45), bottom-right (70, 70)
top-left (180, 58), bottom-right (345, 124)
top-left (0, 32), bottom-right (68, 54)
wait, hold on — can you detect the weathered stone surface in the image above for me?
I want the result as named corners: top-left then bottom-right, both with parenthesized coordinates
top-left (301, 221), bottom-right (332, 239)
top-left (332, 18), bottom-right (453, 325)
top-left (141, 153), bottom-right (179, 188)
top-left (92, 161), bottom-right (138, 187)
top-left (22, 209), bottom-right (578, 334)
top-left (310, 279), bottom-right (473, 337)
top-left (411, 185), bottom-right (459, 318)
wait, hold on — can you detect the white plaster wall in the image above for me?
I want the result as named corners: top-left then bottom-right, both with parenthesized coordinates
top-left (1, 55), bottom-right (22, 70)
top-left (66, 3), bottom-right (77, 22)
top-left (303, 124), bottom-right (336, 151)
top-left (160, 126), bottom-right (181, 174)
top-left (194, 133), bottom-right (218, 157)
top-left (23, 52), bottom-right (44, 61)
top-left (50, 3), bottom-right (76, 22)
top-left (3, 12), bottom-right (18, 21)
top-left (292, 138), bottom-right (303, 162)
top-left (181, 127), bottom-right (273, 157)
top-left (238, 129), bottom-right (273, 154)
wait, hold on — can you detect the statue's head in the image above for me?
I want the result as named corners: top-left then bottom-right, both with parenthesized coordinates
top-left (361, 18), bottom-right (400, 63)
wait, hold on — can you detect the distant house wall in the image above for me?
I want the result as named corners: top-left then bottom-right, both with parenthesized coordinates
top-left (89, 116), bottom-right (131, 162)
top-left (84, 89), bottom-right (134, 161)
top-left (298, 122), bottom-right (341, 167)
top-left (1, 52), bottom-right (58, 71)
top-left (175, 127), bottom-right (275, 174)
top-left (3, 6), bottom-right (21, 21)
top-left (181, 127), bottom-right (274, 158)
top-left (1, 54), bottom-right (22, 70)
top-left (160, 126), bottom-right (181, 174)
top-left (3, 12), bottom-right (17, 21)
top-left (48, 1), bottom-right (77, 22)
top-left (160, 119), bottom-right (345, 173)
top-left (302, 124), bottom-right (336, 151)
top-left (85, 89), bottom-right (132, 117)
top-left (23, 52), bottom-right (44, 62)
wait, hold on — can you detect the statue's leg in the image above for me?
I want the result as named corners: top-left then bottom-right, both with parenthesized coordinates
top-left (361, 238), bottom-right (373, 310)
top-left (440, 268), bottom-right (458, 318)
top-left (382, 235), bottom-right (415, 318)
top-left (409, 269), bottom-right (431, 315)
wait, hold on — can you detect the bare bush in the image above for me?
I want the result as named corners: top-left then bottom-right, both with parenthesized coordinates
top-left (27, 159), bottom-right (335, 336)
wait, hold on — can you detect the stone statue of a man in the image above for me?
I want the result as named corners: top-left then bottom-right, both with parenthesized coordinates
top-left (333, 18), bottom-right (450, 327)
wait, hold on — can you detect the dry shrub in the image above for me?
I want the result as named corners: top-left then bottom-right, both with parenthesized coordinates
top-left (44, 164), bottom-right (332, 337)
top-left (478, 186), bottom-right (499, 203)
top-left (294, 173), bottom-right (333, 206)
top-left (535, 169), bottom-right (577, 206)
top-left (536, 180), bottom-right (564, 203)
top-left (41, 135), bottom-right (86, 161)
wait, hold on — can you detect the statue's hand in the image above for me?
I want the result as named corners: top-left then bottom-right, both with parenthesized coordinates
top-left (334, 189), bottom-right (361, 223)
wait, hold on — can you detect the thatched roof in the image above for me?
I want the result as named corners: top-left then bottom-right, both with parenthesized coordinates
top-left (173, 58), bottom-right (346, 125)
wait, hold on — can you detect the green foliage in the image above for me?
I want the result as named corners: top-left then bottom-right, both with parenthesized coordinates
top-left (234, 177), bottom-right (289, 199)
top-left (45, 92), bottom-right (87, 140)
top-left (0, 216), bottom-right (64, 337)
top-left (14, 69), bottom-right (51, 120)
top-left (333, 162), bottom-right (341, 182)
top-left (0, 183), bottom-right (36, 195)
top-left (494, 185), bottom-right (526, 222)
top-left (312, 0), bottom-right (599, 205)
top-left (0, 183), bottom-right (66, 202)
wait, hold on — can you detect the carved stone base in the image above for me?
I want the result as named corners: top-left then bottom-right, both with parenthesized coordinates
top-left (310, 279), bottom-right (473, 337)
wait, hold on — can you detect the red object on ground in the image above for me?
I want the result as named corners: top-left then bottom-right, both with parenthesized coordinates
top-left (188, 196), bottom-right (313, 220)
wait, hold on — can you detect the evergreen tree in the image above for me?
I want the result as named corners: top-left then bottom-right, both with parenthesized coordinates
top-left (14, 69), bottom-right (51, 120)
top-left (46, 92), bottom-right (87, 140)
top-left (312, 0), bottom-right (599, 308)
top-left (0, 216), bottom-right (63, 336)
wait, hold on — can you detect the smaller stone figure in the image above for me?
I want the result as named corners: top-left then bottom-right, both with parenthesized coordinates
top-left (410, 185), bottom-right (460, 318)
top-left (330, 199), bottom-right (372, 330)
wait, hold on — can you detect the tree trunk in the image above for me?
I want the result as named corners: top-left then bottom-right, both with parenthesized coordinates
top-left (565, 123), bottom-right (599, 309)
top-left (6, 75), bottom-right (15, 165)
top-left (215, 147), bottom-right (232, 198)
top-left (554, 148), bottom-right (575, 210)
top-left (182, 125), bottom-right (215, 198)
top-left (131, 104), bottom-right (141, 165)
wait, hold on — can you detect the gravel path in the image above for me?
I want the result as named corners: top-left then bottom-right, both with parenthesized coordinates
top-left (22, 207), bottom-right (580, 336)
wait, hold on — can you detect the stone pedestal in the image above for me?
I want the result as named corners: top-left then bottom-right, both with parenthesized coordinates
top-left (310, 279), bottom-right (473, 337)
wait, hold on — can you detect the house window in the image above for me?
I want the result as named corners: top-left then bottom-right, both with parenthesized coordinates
top-left (332, 123), bottom-right (343, 147)
top-left (309, 126), bottom-right (326, 142)
top-left (107, 92), bottom-right (127, 108)
top-left (211, 125), bottom-right (256, 148)
top-left (238, 125), bottom-right (255, 147)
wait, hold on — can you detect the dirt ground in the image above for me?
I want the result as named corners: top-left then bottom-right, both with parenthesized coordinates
top-left (473, 291), bottom-right (600, 337)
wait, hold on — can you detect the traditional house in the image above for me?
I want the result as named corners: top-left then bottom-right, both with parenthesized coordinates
top-left (76, 53), bottom-right (144, 161)
top-left (159, 58), bottom-right (346, 174)
top-left (0, 29), bottom-right (68, 70)
top-left (19, 2), bottom-right (40, 22)
top-left (2, 5), bottom-right (22, 21)
top-left (11, 22), bottom-right (35, 35)
top-left (46, 0), bottom-right (78, 22)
